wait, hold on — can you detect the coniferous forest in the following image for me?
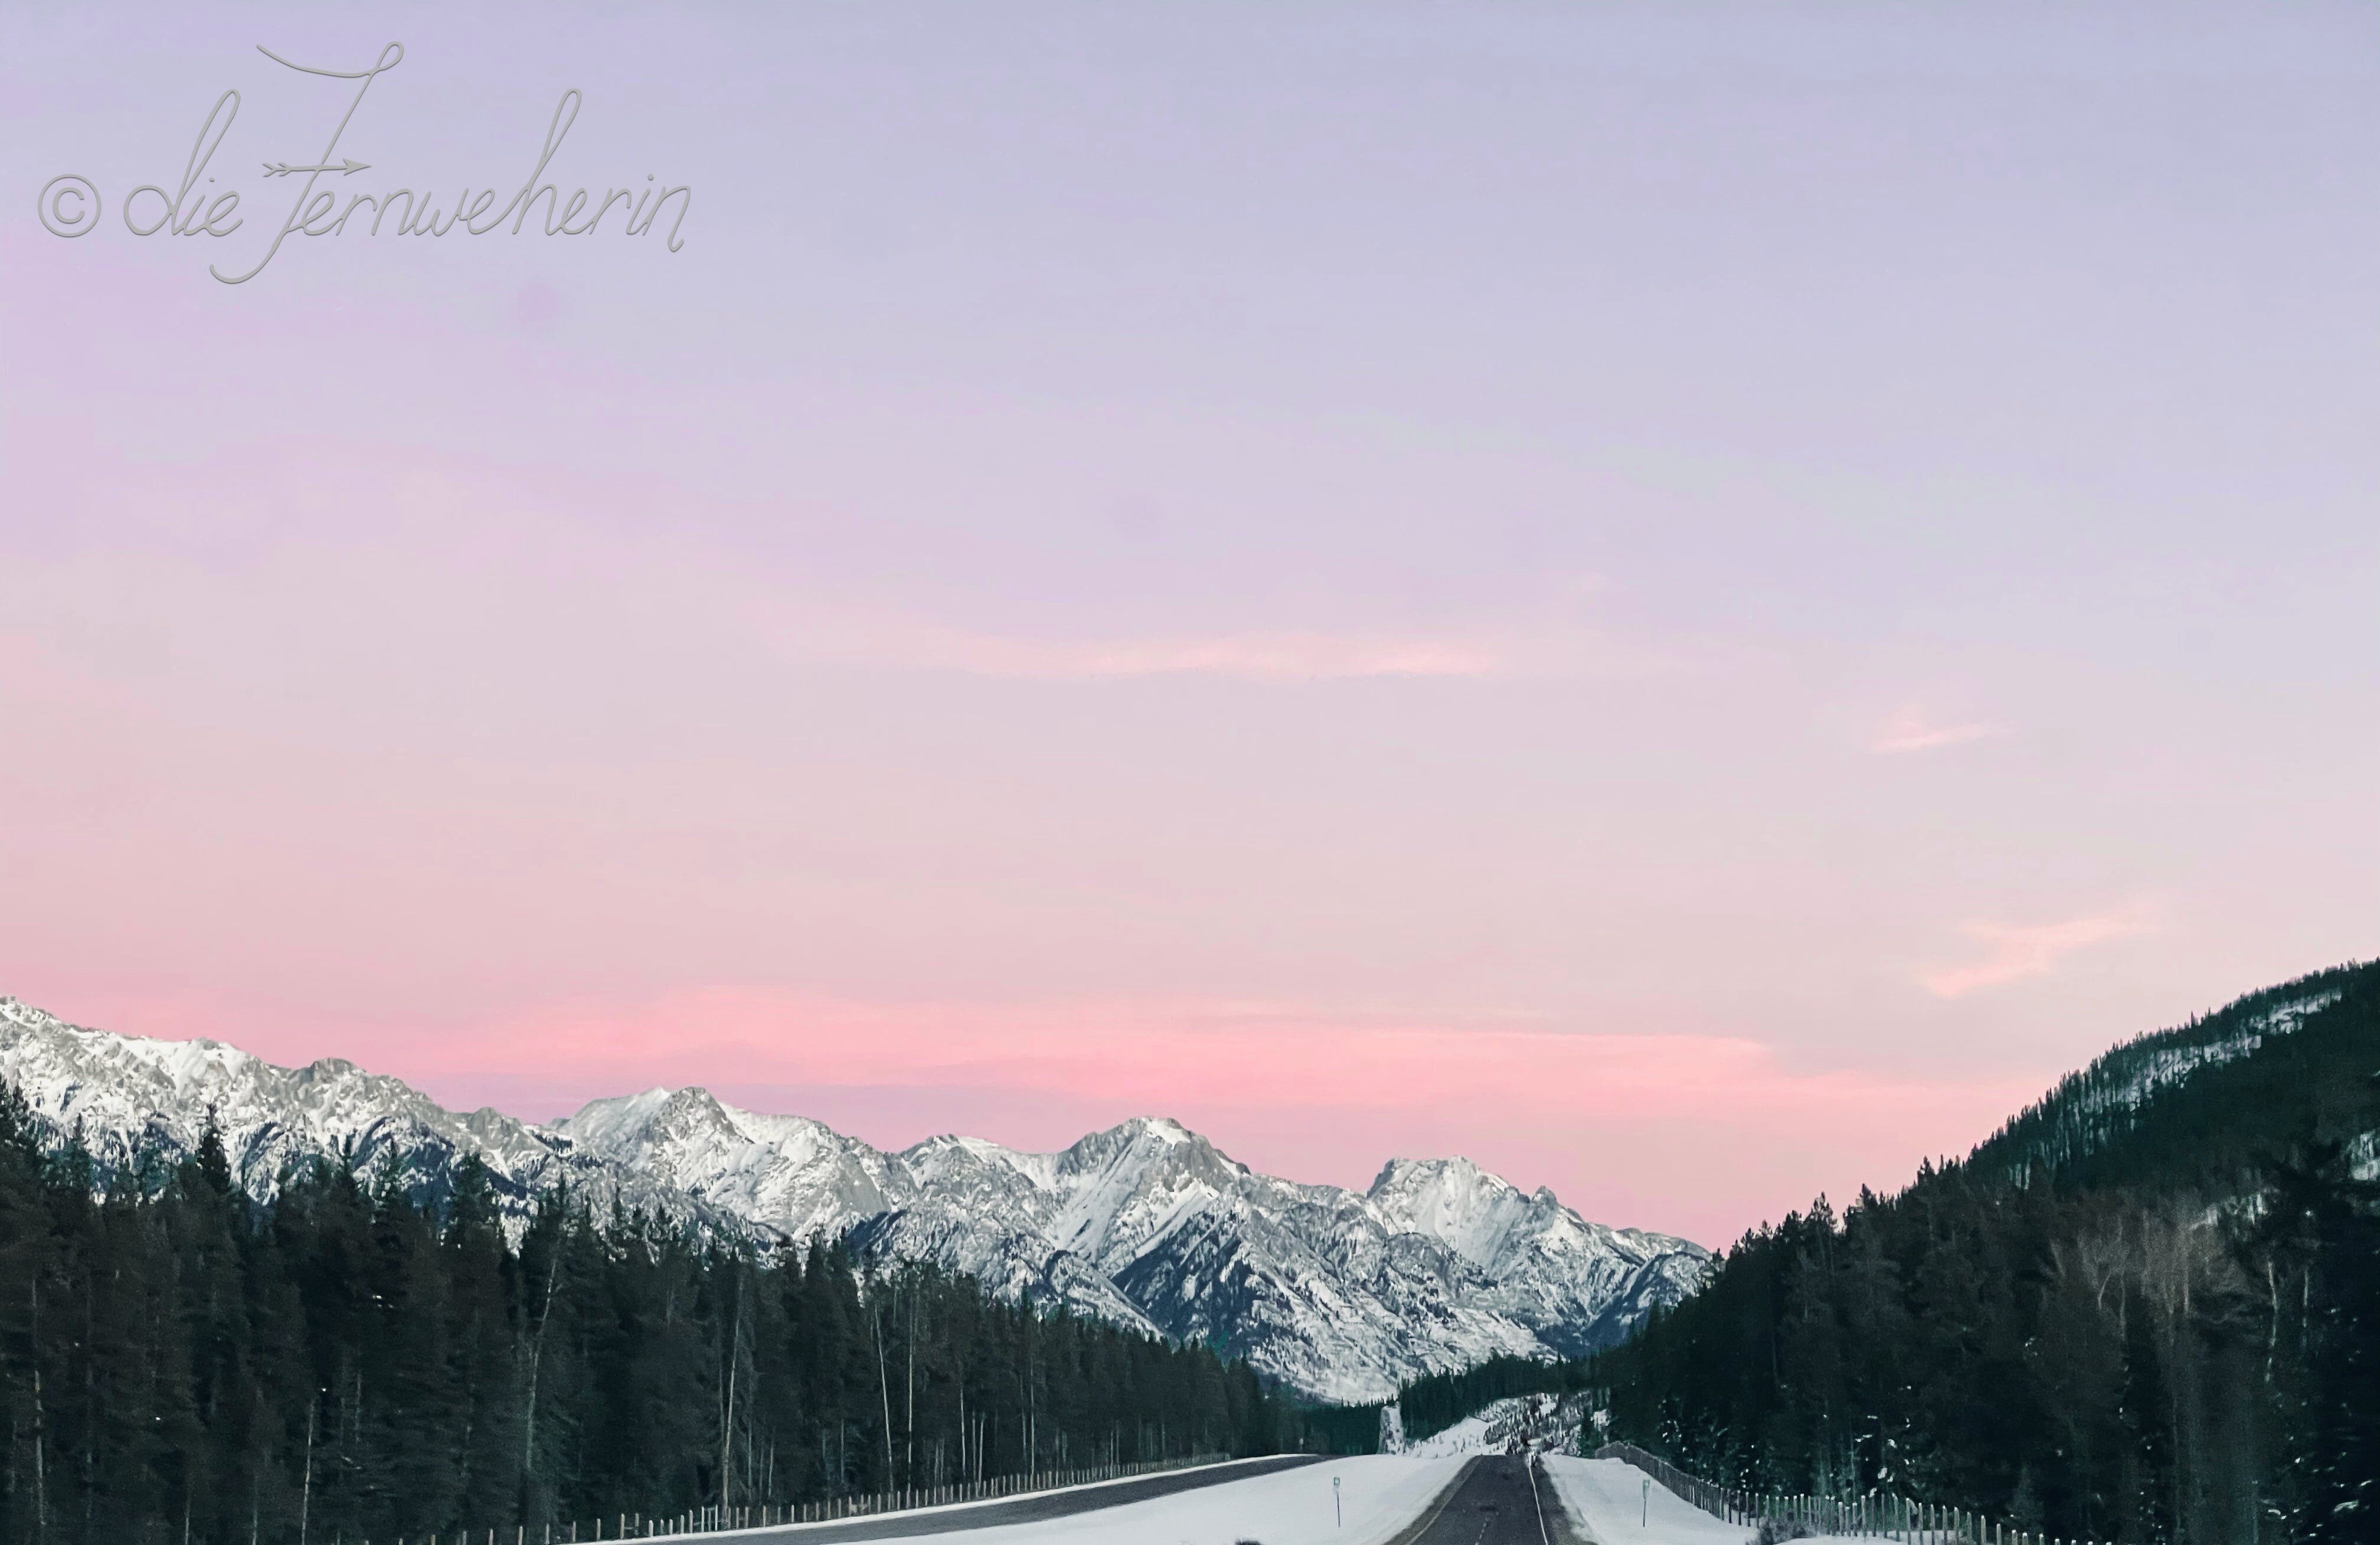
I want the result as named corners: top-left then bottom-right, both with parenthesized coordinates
top-left (0, 1088), bottom-right (1286, 1545)
top-left (1593, 962), bottom-right (2380, 1545)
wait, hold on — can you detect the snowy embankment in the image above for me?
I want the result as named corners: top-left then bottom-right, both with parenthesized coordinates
top-left (1542, 1456), bottom-right (1754, 1545)
top-left (1404, 1393), bottom-right (1592, 1458)
top-left (1403, 1410), bottom-right (1500, 1458)
top-left (842, 1455), bottom-right (1466, 1545)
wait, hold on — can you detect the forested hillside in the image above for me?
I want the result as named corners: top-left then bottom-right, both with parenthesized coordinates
top-left (0, 1087), bottom-right (1285, 1544)
top-left (1594, 962), bottom-right (2380, 1545)
top-left (1300, 1353), bottom-right (1597, 1455)
top-left (1394, 1354), bottom-right (1592, 1445)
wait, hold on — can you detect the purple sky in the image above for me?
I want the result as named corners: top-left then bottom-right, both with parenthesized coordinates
top-left (4, 2), bottom-right (2375, 1245)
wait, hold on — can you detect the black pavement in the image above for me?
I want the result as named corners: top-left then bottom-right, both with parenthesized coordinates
top-left (1383, 1455), bottom-right (1588, 1545)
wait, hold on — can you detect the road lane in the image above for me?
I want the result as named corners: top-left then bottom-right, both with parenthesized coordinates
top-left (1385, 1454), bottom-right (1585, 1545)
top-left (724, 1453), bottom-right (1329, 1541)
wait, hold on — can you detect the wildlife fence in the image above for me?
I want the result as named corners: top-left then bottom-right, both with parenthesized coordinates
top-left (367, 1451), bottom-right (1232, 1544)
top-left (1593, 1442), bottom-right (2104, 1545)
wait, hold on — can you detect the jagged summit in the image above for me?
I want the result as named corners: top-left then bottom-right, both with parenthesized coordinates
top-left (0, 994), bottom-right (1709, 1402)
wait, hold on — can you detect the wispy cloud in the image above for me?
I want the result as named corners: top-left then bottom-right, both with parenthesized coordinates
top-left (1871, 710), bottom-right (2006, 755)
top-left (63, 452), bottom-right (1604, 687)
top-left (918, 629), bottom-right (1511, 681)
top-left (1921, 906), bottom-right (2155, 998)
top-left (382, 988), bottom-right (2032, 1134)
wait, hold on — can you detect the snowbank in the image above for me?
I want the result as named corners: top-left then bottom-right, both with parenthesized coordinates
top-left (851, 1455), bottom-right (1466, 1545)
top-left (1541, 1456), bottom-right (1754, 1545)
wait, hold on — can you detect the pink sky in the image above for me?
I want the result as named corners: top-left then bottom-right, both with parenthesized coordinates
top-left (4, 3), bottom-right (2375, 1245)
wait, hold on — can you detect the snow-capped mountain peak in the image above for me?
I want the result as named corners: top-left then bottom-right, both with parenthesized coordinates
top-left (0, 995), bottom-right (1711, 1401)
top-left (1368, 1155), bottom-right (1541, 1266)
top-left (552, 1087), bottom-right (915, 1239)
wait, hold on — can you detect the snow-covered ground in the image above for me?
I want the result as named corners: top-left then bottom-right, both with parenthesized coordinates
top-left (1542, 1456), bottom-right (1753, 1545)
top-left (1404, 1393), bottom-right (1591, 1458)
top-left (1404, 1410), bottom-right (1500, 1459)
top-left (684, 1448), bottom-right (1769, 1545)
top-left (822, 1455), bottom-right (1466, 1545)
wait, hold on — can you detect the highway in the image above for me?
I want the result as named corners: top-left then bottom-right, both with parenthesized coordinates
top-left (728, 1454), bottom-right (1329, 1541)
top-left (1385, 1455), bottom-right (1586, 1545)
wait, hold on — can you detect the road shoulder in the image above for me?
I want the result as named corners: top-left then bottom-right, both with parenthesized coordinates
top-left (1379, 1456), bottom-right (1484, 1545)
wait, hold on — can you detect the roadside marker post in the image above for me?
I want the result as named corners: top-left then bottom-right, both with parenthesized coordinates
top-left (1643, 1476), bottom-right (1650, 1527)
top-left (1334, 1474), bottom-right (1343, 1527)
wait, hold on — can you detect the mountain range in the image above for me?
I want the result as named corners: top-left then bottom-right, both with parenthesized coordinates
top-left (0, 994), bottom-right (1708, 1402)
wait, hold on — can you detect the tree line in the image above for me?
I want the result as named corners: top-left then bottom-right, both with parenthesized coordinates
top-left (1302, 1353), bottom-right (1603, 1456)
top-left (1591, 962), bottom-right (2380, 1545)
top-left (1392, 1354), bottom-right (1592, 1446)
top-left (0, 1086), bottom-right (1289, 1544)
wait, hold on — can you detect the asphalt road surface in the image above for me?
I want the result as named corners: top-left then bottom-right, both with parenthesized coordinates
top-left (1385, 1455), bottom-right (1586, 1545)
top-left (730, 1453), bottom-right (1328, 1541)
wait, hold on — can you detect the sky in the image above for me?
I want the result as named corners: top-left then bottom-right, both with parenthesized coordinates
top-left (2, 2), bottom-right (2375, 1246)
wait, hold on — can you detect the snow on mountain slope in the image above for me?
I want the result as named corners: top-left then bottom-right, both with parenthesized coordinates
top-left (556, 1105), bottom-right (1710, 1400)
top-left (1370, 1158), bottom-right (1712, 1354)
top-left (1969, 981), bottom-right (2356, 1189)
top-left (0, 995), bottom-right (1709, 1401)
top-left (559, 1086), bottom-right (919, 1239)
top-left (2095, 991), bottom-right (2342, 1113)
top-left (0, 997), bottom-right (708, 1227)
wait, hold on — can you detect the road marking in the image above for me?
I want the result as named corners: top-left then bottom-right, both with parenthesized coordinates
top-left (1382, 1458), bottom-right (1481, 1545)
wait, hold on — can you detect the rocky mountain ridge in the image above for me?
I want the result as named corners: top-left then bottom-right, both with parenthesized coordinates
top-left (0, 995), bottom-right (1709, 1402)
